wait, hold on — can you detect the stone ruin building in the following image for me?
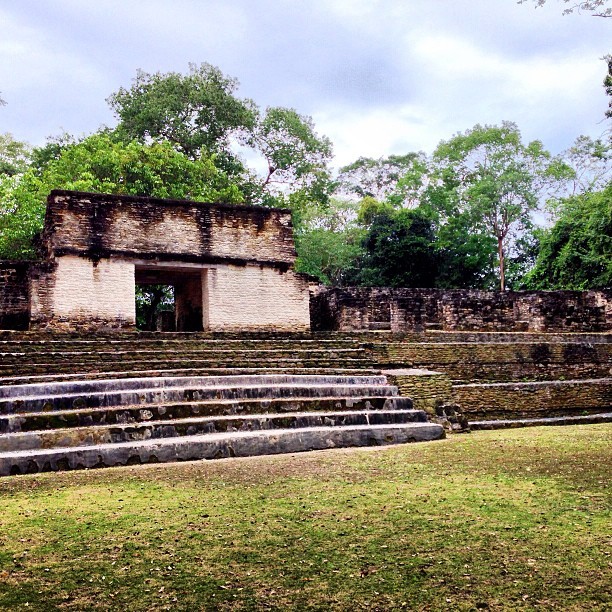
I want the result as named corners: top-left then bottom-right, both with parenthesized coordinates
top-left (1, 190), bottom-right (311, 332)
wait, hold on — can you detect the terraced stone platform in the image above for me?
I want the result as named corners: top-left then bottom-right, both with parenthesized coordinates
top-left (0, 374), bottom-right (444, 476)
top-left (0, 329), bottom-right (610, 467)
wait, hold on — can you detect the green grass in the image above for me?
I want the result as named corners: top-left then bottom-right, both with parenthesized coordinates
top-left (0, 425), bottom-right (610, 611)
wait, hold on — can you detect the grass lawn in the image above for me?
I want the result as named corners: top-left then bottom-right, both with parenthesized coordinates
top-left (0, 425), bottom-right (610, 611)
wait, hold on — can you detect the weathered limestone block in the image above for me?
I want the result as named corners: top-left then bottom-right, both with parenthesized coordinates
top-left (207, 264), bottom-right (311, 331)
top-left (30, 255), bottom-right (136, 330)
top-left (382, 368), bottom-right (453, 413)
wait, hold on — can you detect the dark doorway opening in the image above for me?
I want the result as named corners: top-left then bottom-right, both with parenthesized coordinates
top-left (135, 266), bottom-right (205, 332)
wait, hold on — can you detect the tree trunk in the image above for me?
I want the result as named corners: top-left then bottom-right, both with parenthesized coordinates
top-left (497, 236), bottom-right (505, 292)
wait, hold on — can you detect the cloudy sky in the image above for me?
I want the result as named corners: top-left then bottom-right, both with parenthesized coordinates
top-left (0, 0), bottom-right (610, 168)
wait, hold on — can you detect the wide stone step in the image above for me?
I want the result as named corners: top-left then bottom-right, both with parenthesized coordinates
top-left (0, 422), bottom-right (445, 476)
top-left (0, 339), bottom-right (367, 352)
top-left (0, 347), bottom-right (371, 361)
top-left (0, 357), bottom-right (375, 371)
top-left (0, 374), bottom-right (396, 414)
top-left (0, 374), bottom-right (390, 399)
top-left (0, 367), bottom-right (384, 387)
top-left (444, 363), bottom-right (612, 383)
top-left (470, 412), bottom-right (612, 430)
top-left (419, 331), bottom-right (612, 344)
top-left (376, 342), bottom-right (612, 380)
top-left (0, 408), bottom-right (427, 452)
top-left (0, 395), bottom-right (413, 434)
top-left (0, 361), bottom-right (376, 380)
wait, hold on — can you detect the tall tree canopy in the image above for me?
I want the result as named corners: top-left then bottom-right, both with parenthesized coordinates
top-left (523, 185), bottom-right (612, 289)
top-left (605, 55), bottom-right (612, 119)
top-left (108, 63), bottom-right (257, 169)
top-left (0, 133), bottom-right (31, 177)
top-left (431, 122), bottom-right (553, 290)
top-left (336, 153), bottom-right (428, 207)
top-left (248, 106), bottom-right (333, 208)
top-left (556, 135), bottom-right (611, 196)
top-left (350, 206), bottom-right (440, 288)
top-left (251, 107), bottom-right (332, 189)
top-left (108, 64), bottom-right (333, 209)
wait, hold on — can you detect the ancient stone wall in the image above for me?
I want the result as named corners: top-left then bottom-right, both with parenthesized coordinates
top-left (311, 287), bottom-right (612, 333)
top-left (22, 190), bottom-right (311, 331)
top-left (30, 255), bottom-right (136, 330)
top-left (207, 265), bottom-right (311, 331)
top-left (0, 262), bottom-right (30, 330)
top-left (42, 190), bottom-right (297, 266)
top-left (453, 379), bottom-right (612, 420)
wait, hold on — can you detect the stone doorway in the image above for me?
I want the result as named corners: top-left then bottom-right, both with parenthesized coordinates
top-left (135, 265), bottom-right (208, 332)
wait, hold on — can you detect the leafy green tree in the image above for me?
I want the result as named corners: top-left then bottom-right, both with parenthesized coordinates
top-left (0, 133), bottom-right (31, 177)
top-left (0, 133), bottom-right (243, 259)
top-left (353, 207), bottom-right (439, 288)
top-left (108, 65), bottom-right (334, 211)
top-left (336, 153), bottom-right (428, 207)
top-left (294, 227), bottom-right (364, 285)
top-left (556, 135), bottom-right (611, 196)
top-left (29, 133), bottom-right (79, 175)
top-left (434, 212), bottom-right (498, 289)
top-left (518, 0), bottom-right (611, 17)
top-left (251, 107), bottom-right (332, 192)
top-left (523, 185), bottom-right (612, 289)
top-left (293, 198), bottom-right (364, 285)
top-left (432, 122), bottom-right (552, 290)
top-left (108, 63), bottom-right (257, 165)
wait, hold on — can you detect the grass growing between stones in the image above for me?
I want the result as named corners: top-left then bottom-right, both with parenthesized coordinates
top-left (0, 425), bottom-right (610, 611)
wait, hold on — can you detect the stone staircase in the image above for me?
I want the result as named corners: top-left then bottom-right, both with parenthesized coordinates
top-left (0, 373), bottom-right (444, 476)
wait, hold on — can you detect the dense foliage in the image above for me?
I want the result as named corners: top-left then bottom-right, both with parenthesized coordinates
top-left (524, 186), bottom-right (612, 289)
top-left (0, 61), bottom-right (610, 290)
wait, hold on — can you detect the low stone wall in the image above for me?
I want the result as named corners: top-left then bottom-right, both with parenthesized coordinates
top-left (311, 287), bottom-right (612, 333)
top-left (373, 341), bottom-right (612, 382)
top-left (0, 262), bottom-right (30, 330)
top-left (383, 369), bottom-right (453, 413)
top-left (453, 379), bottom-right (612, 420)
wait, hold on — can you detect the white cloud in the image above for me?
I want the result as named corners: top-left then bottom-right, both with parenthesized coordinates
top-left (0, 0), bottom-right (609, 159)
